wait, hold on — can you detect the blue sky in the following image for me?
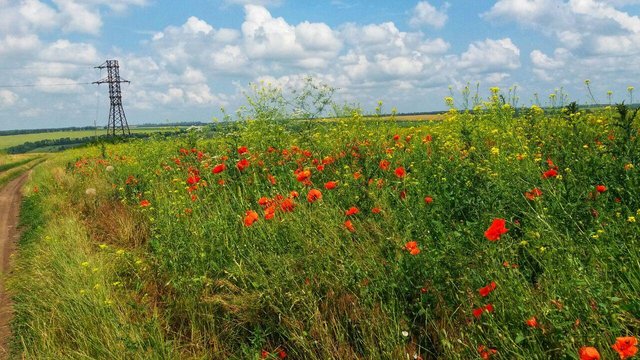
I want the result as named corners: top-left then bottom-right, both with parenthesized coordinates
top-left (1, 0), bottom-right (639, 130)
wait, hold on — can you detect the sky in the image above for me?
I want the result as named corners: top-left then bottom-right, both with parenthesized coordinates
top-left (1, 0), bottom-right (640, 130)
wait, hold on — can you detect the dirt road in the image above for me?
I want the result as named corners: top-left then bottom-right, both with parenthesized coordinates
top-left (0, 171), bottom-right (30, 358)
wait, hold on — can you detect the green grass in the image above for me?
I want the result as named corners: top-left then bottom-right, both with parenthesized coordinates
top-left (8, 95), bottom-right (640, 359)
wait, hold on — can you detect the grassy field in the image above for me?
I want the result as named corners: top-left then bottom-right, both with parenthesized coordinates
top-left (0, 127), bottom-right (184, 151)
top-left (7, 92), bottom-right (640, 359)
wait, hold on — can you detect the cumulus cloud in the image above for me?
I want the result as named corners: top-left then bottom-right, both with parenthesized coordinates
top-left (483, 0), bottom-right (640, 55)
top-left (39, 40), bottom-right (100, 64)
top-left (409, 1), bottom-right (449, 29)
top-left (457, 38), bottom-right (521, 73)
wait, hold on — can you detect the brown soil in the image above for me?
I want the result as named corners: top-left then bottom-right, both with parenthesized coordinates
top-left (0, 172), bottom-right (30, 359)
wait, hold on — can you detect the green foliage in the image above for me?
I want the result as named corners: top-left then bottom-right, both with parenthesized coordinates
top-left (9, 87), bottom-right (640, 359)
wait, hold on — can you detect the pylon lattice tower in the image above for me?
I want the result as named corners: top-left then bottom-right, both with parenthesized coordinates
top-left (93, 60), bottom-right (131, 136)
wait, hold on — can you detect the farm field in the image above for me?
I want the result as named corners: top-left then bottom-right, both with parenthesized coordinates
top-left (0, 127), bottom-right (185, 151)
top-left (6, 92), bottom-right (639, 359)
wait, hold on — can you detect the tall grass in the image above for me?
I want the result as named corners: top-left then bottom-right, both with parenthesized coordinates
top-left (8, 90), bottom-right (640, 359)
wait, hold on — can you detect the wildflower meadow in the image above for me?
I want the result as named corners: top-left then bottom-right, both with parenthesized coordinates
top-left (8, 85), bottom-right (640, 359)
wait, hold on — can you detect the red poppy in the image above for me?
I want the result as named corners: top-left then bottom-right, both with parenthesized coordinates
top-left (473, 304), bottom-right (494, 318)
top-left (345, 206), bottom-right (359, 216)
top-left (296, 169), bottom-right (312, 182)
top-left (478, 281), bottom-right (497, 297)
top-left (525, 188), bottom-right (543, 200)
top-left (139, 200), bottom-right (151, 207)
top-left (344, 220), bottom-right (355, 232)
top-left (316, 164), bottom-right (325, 172)
top-left (258, 197), bottom-right (270, 208)
top-left (290, 191), bottom-right (299, 198)
top-left (261, 350), bottom-right (269, 359)
top-left (244, 210), bottom-right (259, 227)
top-left (595, 185), bottom-right (607, 193)
top-left (187, 175), bottom-right (200, 185)
top-left (324, 181), bottom-right (338, 190)
top-left (424, 196), bottom-right (433, 204)
top-left (542, 168), bottom-right (558, 179)
top-left (405, 241), bottom-right (420, 255)
top-left (353, 172), bottom-right (362, 180)
top-left (526, 316), bottom-right (538, 328)
top-left (612, 336), bottom-right (638, 359)
top-left (579, 347), bottom-right (601, 360)
top-left (236, 158), bottom-right (250, 171)
top-left (280, 198), bottom-right (296, 212)
top-left (264, 206), bottom-right (276, 220)
top-left (423, 134), bottom-right (433, 143)
top-left (379, 159), bottom-right (391, 170)
top-left (371, 207), bottom-right (382, 214)
top-left (267, 174), bottom-right (277, 185)
top-left (484, 218), bottom-right (508, 241)
top-left (394, 167), bottom-right (406, 178)
top-left (393, 134), bottom-right (400, 141)
top-left (278, 349), bottom-right (287, 359)
top-left (237, 146), bottom-right (248, 155)
top-left (307, 189), bottom-right (322, 203)
top-left (478, 345), bottom-right (497, 359)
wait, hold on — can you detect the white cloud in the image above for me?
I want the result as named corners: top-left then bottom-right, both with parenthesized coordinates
top-left (457, 38), bottom-right (521, 73)
top-left (409, 1), bottom-right (449, 29)
top-left (39, 40), bottom-right (100, 64)
top-left (182, 16), bottom-right (213, 35)
top-left (530, 48), bottom-right (570, 69)
top-left (0, 90), bottom-right (18, 107)
top-left (0, 34), bottom-right (41, 55)
top-left (53, 0), bottom-right (103, 35)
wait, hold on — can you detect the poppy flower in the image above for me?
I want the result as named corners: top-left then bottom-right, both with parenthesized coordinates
top-left (344, 220), bottom-right (355, 232)
top-left (258, 197), bottom-right (270, 208)
top-left (139, 200), bottom-right (151, 207)
top-left (579, 347), bottom-right (601, 360)
top-left (484, 218), bottom-right (508, 241)
top-left (324, 181), bottom-right (338, 190)
top-left (261, 350), bottom-right (269, 359)
top-left (296, 169), bottom-right (311, 182)
top-left (353, 172), bottom-right (362, 180)
top-left (290, 191), bottom-right (299, 198)
top-left (278, 349), bottom-right (287, 359)
top-left (405, 241), bottom-right (420, 255)
top-left (307, 189), bottom-right (322, 203)
top-left (187, 175), bottom-right (200, 185)
top-left (526, 316), bottom-right (539, 328)
top-left (424, 196), bottom-right (433, 204)
top-left (316, 164), bottom-right (325, 172)
top-left (473, 304), bottom-right (494, 318)
top-left (236, 158), bottom-right (250, 171)
top-left (345, 206), bottom-right (360, 216)
top-left (525, 188), bottom-right (543, 200)
top-left (423, 134), bottom-right (433, 143)
top-left (542, 168), bottom-right (558, 179)
top-left (280, 198), bottom-right (296, 212)
top-left (595, 185), bottom-right (607, 193)
top-left (372, 207), bottom-right (382, 214)
top-left (478, 281), bottom-right (497, 297)
top-left (244, 210), bottom-right (259, 227)
top-left (393, 134), bottom-right (400, 141)
top-left (478, 345), bottom-right (497, 359)
top-left (612, 336), bottom-right (638, 359)
top-left (379, 159), bottom-right (391, 171)
top-left (395, 167), bottom-right (406, 178)
top-left (211, 164), bottom-right (224, 174)
top-left (237, 146), bottom-right (248, 155)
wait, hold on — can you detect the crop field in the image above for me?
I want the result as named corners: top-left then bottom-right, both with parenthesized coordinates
top-left (0, 127), bottom-right (184, 151)
top-left (6, 90), bottom-right (639, 359)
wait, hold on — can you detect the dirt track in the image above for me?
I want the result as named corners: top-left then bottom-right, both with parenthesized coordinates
top-left (0, 172), bottom-right (30, 359)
